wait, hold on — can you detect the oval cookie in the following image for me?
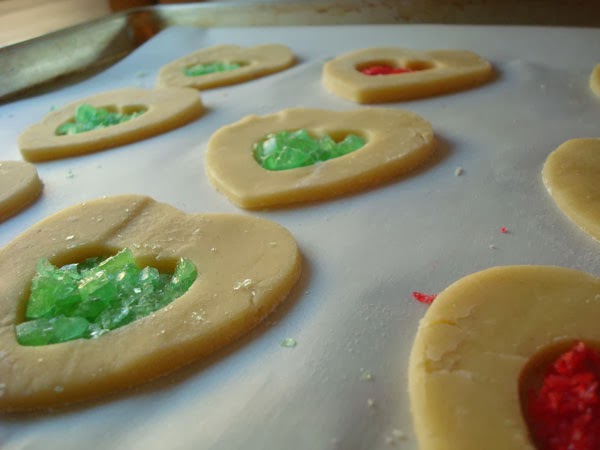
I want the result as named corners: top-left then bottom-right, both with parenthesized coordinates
top-left (0, 160), bottom-right (42, 222)
top-left (18, 87), bottom-right (204, 162)
top-left (323, 47), bottom-right (493, 104)
top-left (205, 108), bottom-right (435, 209)
top-left (0, 195), bottom-right (301, 411)
top-left (542, 138), bottom-right (600, 242)
top-left (409, 265), bottom-right (600, 450)
top-left (157, 44), bottom-right (295, 90)
top-left (591, 64), bottom-right (600, 97)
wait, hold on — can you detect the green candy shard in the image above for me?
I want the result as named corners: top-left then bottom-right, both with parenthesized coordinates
top-left (55, 104), bottom-right (147, 136)
top-left (16, 249), bottom-right (197, 346)
top-left (17, 316), bottom-right (90, 346)
top-left (253, 129), bottom-right (366, 171)
top-left (168, 258), bottom-right (197, 296)
top-left (184, 62), bottom-right (242, 77)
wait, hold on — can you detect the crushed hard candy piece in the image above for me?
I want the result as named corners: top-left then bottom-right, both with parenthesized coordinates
top-left (412, 291), bottom-right (437, 305)
top-left (16, 249), bottom-right (197, 346)
top-left (55, 104), bottom-right (146, 136)
top-left (360, 64), bottom-right (414, 75)
top-left (527, 341), bottom-right (600, 450)
top-left (184, 62), bottom-right (242, 77)
top-left (254, 129), bottom-right (366, 171)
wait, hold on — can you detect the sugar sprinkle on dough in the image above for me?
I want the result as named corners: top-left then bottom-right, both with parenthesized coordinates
top-left (0, 160), bottom-right (43, 222)
top-left (205, 107), bottom-right (435, 209)
top-left (18, 88), bottom-right (204, 162)
top-left (0, 195), bottom-right (301, 411)
top-left (322, 47), bottom-right (493, 104)
top-left (157, 44), bottom-right (295, 90)
top-left (409, 265), bottom-right (600, 450)
top-left (543, 138), bottom-right (600, 242)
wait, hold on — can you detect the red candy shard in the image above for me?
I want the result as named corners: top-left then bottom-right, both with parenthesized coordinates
top-left (360, 65), bottom-right (414, 76)
top-left (500, 227), bottom-right (509, 234)
top-left (527, 341), bottom-right (600, 450)
top-left (412, 291), bottom-right (437, 305)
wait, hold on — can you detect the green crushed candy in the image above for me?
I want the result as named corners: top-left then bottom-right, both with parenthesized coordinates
top-left (184, 62), bottom-right (242, 77)
top-left (16, 249), bottom-right (197, 346)
top-left (253, 129), bottom-right (366, 171)
top-left (55, 104), bottom-right (147, 136)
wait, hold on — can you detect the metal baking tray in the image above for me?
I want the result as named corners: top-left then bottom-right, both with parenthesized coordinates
top-left (2, 0), bottom-right (600, 447)
top-left (1, 22), bottom-right (600, 450)
top-left (2, 0), bottom-right (600, 102)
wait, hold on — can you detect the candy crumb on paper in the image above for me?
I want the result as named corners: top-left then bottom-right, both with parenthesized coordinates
top-left (412, 291), bottom-right (437, 305)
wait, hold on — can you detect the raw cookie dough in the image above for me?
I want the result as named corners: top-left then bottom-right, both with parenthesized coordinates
top-left (18, 87), bottom-right (204, 162)
top-left (408, 265), bottom-right (600, 450)
top-left (542, 138), bottom-right (600, 242)
top-left (157, 44), bottom-right (295, 90)
top-left (322, 47), bottom-right (493, 103)
top-left (0, 160), bottom-right (42, 222)
top-left (591, 64), bottom-right (600, 97)
top-left (0, 195), bottom-right (301, 411)
top-left (205, 108), bottom-right (435, 209)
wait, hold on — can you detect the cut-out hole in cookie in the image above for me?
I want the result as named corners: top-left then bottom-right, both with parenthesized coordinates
top-left (184, 60), bottom-right (249, 77)
top-left (253, 129), bottom-right (367, 171)
top-left (356, 59), bottom-right (405, 72)
top-left (519, 340), bottom-right (579, 407)
top-left (327, 129), bottom-right (367, 142)
top-left (357, 59), bottom-right (434, 76)
top-left (55, 104), bottom-right (148, 136)
top-left (16, 247), bottom-right (196, 346)
top-left (405, 60), bottom-right (435, 71)
top-left (519, 340), bottom-right (600, 450)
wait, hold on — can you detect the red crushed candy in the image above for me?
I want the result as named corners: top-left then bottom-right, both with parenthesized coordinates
top-left (527, 341), bottom-right (600, 450)
top-left (500, 226), bottom-right (508, 234)
top-left (411, 291), bottom-right (437, 304)
top-left (360, 65), bottom-right (414, 76)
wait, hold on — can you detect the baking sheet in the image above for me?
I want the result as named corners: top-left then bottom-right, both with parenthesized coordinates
top-left (1, 24), bottom-right (600, 449)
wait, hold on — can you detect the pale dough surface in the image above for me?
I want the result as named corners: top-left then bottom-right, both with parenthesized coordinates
top-left (543, 138), bottom-right (600, 242)
top-left (322, 47), bottom-right (493, 103)
top-left (205, 107), bottom-right (435, 209)
top-left (18, 88), bottom-right (204, 162)
top-left (0, 160), bottom-right (42, 222)
top-left (0, 195), bottom-right (301, 411)
top-left (156, 44), bottom-right (295, 90)
top-left (408, 265), bottom-right (600, 450)
top-left (591, 64), bottom-right (600, 97)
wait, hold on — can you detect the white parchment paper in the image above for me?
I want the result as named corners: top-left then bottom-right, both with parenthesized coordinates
top-left (1, 24), bottom-right (600, 450)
